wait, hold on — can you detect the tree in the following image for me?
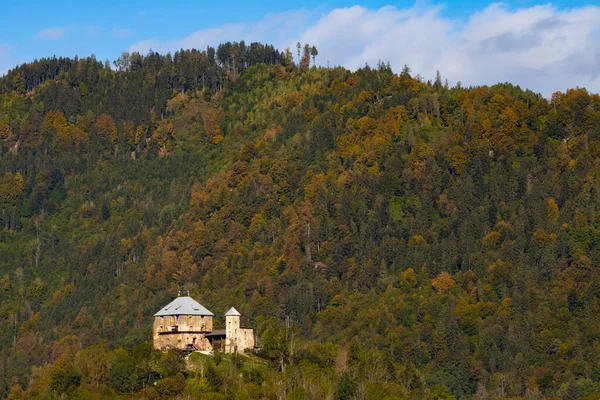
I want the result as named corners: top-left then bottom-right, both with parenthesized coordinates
top-left (161, 349), bottom-right (186, 377)
top-left (41, 110), bottom-right (67, 134)
top-left (0, 121), bottom-right (11, 140)
top-left (400, 64), bottom-right (411, 80)
top-left (95, 113), bottom-right (118, 145)
top-left (430, 385), bottom-right (457, 400)
top-left (110, 349), bottom-right (136, 393)
top-left (310, 45), bottom-right (319, 66)
top-left (432, 272), bottom-right (456, 294)
top-left (155, 373), bottom-right (186, 398)
top-left (547, 198), bottom-right (559, 222)
top-left (336, 372), bottom-right (357, 400)
top-left (12, 71), bottom-right (24, 93)
top-left (202, 106), bottom-right (225, 144)
top-left (48, 364), bottom-right (67, 393)
top-left (299, 44), bottom-right (311, 71)
top-left (113, 52), bottom-right (131, 71)
top-left (206, 363), bottom-right (222, 392)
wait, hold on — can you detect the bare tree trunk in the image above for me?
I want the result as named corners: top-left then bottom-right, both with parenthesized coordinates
top-left (34, 237), bottom-right (41, 267)
top-left (13, 312), bottom-right (17, 347)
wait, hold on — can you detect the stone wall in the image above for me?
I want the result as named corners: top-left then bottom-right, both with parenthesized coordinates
top-left (225, 317), bottom-right (255, 353)
top-left (238, 328), bottom-right (255, 351)
top-left (154, 315), bottom-right (213, 333)
top-left (153, 331), bottom-right (212, 351)
top-left (153, 315), bottom-right (213, 351)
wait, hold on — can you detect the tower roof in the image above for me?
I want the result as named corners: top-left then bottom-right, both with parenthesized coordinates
top-left (224, 307), bottom-right (241, 316)
top-left (154, 296), bottom-right (214, 317)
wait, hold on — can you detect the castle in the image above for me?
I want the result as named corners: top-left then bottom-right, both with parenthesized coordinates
top-left (153, 295), bottom-right (254, 354)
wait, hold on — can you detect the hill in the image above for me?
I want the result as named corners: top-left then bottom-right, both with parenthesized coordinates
top-left (1, 43), bottom-right (600, 399)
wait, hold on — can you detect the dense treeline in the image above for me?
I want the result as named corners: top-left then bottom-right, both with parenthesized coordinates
top-left (1, 41), bottom-right (600, 399)
top-left (0, 41), bottom-right (285, 125)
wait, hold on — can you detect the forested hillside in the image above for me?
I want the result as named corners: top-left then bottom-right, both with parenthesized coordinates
top-left (1, 41), bottom-right (600, 399)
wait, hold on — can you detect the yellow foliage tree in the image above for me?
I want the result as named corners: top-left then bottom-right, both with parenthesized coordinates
top-left (72, 127), bottom-right (90, 149)
top-left (41, 111), bottom-right (68, 134)
top-left (411, 235), bottom-right (427, 246)
top-left (482, 231), bottom-right (501, 247)
top-left (400, 268), bottom-right (418, 288)
top-left (202, 106), bottom-right (225, 144)
top-left (547, 198), bottom-right (559, 222)
top-left (95, 113), bottom-right (118, 144)
top-left (448, 145), bottom-right (468, 173)
top-left (0, 121), bottom-right (11, 140)
top-left (432, 272), bottom-right (456, 294)
top-left (121, 120), bottom-right (135, 147)
top-left (56, 125), bottom-right (74, 152)
top-left (0, 172), bottom-right (25, 205)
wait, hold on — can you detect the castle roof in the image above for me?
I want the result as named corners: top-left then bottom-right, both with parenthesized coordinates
top-left (224, 307), bottom-right (241, 316)
top-left (154, 296), bottom-right (214, 317)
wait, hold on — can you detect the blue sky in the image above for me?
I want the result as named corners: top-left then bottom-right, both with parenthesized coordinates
top-left (1, 0), bottom-right (599, 95)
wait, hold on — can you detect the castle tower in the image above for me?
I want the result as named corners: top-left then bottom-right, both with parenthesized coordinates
top-left (225, 307), bottom-right (241, 353)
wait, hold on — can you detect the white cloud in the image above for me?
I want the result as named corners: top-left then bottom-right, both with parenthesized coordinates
top-left (86, 26), bottom-right (102, 37)
top-left (112, 27), bottom-right (132, 38)
top-left (128, 39), bottom-right (161, 54)
top-left (35, 25), bottom-right (73, 40)
top-left (128, 8), bottom-right (316, 54)
top-left (124, 2), bottom-right (600, 96)
top-left (297, 3), bottom-right (600, 96)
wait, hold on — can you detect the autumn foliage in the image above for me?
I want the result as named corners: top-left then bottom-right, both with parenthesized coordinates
top-left (1, 46), bottom-right (600, 399)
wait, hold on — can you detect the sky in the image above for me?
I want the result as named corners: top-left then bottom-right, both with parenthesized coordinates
top-left (0, 0), bottom-right (599, 96)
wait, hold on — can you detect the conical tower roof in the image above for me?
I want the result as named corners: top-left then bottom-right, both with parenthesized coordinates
top-left (224, 307), bottom-right (241, 316)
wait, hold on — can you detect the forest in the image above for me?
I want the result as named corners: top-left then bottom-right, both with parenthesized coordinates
top-left (1, 40), bottom-right (600, 399)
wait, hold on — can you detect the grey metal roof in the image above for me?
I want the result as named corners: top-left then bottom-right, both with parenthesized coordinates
top-left (154, 296), bottom-right (214, 316)
top-left (224, 307), bottom-right (241, 316)
top-left (205, 329), bottom-right (226, 337)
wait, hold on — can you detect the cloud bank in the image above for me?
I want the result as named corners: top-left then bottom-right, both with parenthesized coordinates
top-left (112, 27), bottom-right (132, 38)
top-left (35, 25), bottom-right (73, 41)
top-left (128, 3), bottom-right (600, 96)
top-left (128, 8), bottom-right (316, 55)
